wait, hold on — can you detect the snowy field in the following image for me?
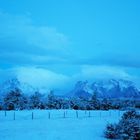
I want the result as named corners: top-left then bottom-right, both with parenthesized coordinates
top-left (0, 110), bottom-right (125, 140)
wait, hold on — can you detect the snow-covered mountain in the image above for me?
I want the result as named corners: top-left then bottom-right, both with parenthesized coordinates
top-left (1, 78), bottom-right (140, 99)
top-left (67, 79), bottom-right (140, 98)
top-left (66, 81), bottom-right (92, 98)
top-left (0, 78), bottom-right (37, 95)
top-left (0, 78), bottom-right (66, 96)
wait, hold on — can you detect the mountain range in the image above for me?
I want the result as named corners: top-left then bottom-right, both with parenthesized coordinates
top-left (0, 78), bottom-right (140, 99)
top-left (67, 79), bottom-right (140, 98)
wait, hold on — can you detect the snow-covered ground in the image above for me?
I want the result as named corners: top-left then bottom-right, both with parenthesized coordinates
top-left (0, 110), bottom-right (125, 140)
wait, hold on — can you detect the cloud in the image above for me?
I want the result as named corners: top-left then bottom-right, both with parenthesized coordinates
top-left (16, 67), bottom-right (70, 90)
top-left (74, 65), bottom-right (133, 81)
top-left (0, 66), bottom-right (72, 91)
top-left (0, 11), bottom-right (140, 69)
top-left (0, 65), bottom-right (140, 93)
top-left (72, 51), bottom-right (140, 68)
top-left (0, 11), bottom-right (70, 66)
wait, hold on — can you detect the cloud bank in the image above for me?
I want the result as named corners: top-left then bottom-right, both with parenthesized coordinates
top-left (0, 11), bottom-right (140, 69)
top-left (0, 65), bottom-right (138, 92)
top-left (0, 11), bottom-right (70, 66)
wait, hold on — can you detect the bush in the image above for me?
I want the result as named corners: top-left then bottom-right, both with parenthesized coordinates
top-left (121, 110), bottom-right (140, 120)
top-left (104, 110), bottom-right (140, 140)
top-left (104, 123), bottom-right (119, 139)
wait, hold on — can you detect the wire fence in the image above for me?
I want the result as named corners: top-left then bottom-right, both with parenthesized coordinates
top-left (0, 110), bottom-right (126, 121)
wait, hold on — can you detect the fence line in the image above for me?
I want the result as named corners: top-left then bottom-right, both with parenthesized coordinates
top-left (0, 110), bottom-right (124, 121)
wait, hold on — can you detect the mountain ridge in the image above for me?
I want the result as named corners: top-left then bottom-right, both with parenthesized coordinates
top-left (0, 78), bottom-right (140, 99)
top-left (67, 79), bottom-right (140, 99)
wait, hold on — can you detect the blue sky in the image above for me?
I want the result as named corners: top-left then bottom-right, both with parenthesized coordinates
top-left (0, 0), bottom-right (140, 89)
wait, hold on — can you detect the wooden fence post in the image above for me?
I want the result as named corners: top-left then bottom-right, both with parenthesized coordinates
top-left (109, 110), bottom-right (111, 117)
top-left (48, 112), bottom-right (50, 119)
top-left (76, 111), bottom-right (78, 118)
top-left (14, 112), bottom-right (15, 120)
top-left (5, 110), bottom-right (7, 117)
top-left (118, 110), bottom-right (120, 117)
top-left (32, 112), bottom-right (34, 120)
top-left (88, 111), bottom-right (91, 117)
top-left (63, 111), bottom-right (66, 118)
top-left (100, 111), bottom-right (101, 118)
top-left (66, 110), bottom-right (68, 115)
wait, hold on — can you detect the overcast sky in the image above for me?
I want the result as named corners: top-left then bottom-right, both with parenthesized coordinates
top-left (0, 0), bottom-right (140, 90)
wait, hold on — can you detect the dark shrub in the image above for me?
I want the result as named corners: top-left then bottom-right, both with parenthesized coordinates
top-left (104, 110), bottom-right (140, 140)
top-left (104, 123), bottom-right (119, 139)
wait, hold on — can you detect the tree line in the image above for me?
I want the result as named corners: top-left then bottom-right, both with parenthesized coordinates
top-left (0, 88), bottom-right (139, 110)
